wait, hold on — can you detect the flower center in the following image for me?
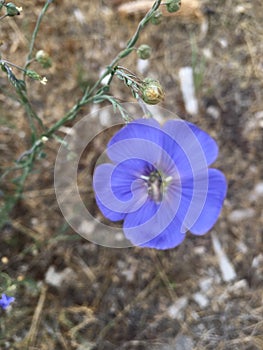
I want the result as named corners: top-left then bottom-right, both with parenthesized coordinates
top-left (140, 170), bottom-right (173, 203)
top-left (141, 170), bottom-right (163, 203)
top-left (147, 170), bottom-right (163, 203)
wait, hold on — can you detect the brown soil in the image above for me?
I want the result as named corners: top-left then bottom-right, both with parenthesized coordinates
top-left (0, 1), bottom-right (262, 349)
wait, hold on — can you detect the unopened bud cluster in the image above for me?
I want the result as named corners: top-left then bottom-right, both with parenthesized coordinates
top-left (137, 44), bottom-right (152, 60)
top-left (25, 70), bottom-right (47, 85)
top-left (150, 10), bottom-right (163, 25)
top-left (141, 78), bottom-right (165, 105)
top-left (0, 2), bottom-right (22, 17)
top-left (115, 66), bottom-right (165, 105)
top-left (35, 50), bottom-right (52, 69)
top-left (165, 0), bottom-right (181, 13)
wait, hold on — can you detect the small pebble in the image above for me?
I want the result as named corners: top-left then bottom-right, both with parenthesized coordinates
top-left (193, 246), bottom-right (206, 255)
top-left (206, 105), bottom-right (220, 119)
top-left (174, 334), bottom-right (194, 350)
top-left (45, 266), bottom-right (74, 288)
top-left (178, 67), bottom-right (198, 116)
top-left (212, 231), bottom-right (237, 282)
top-left (252, 254), bottom-right (263, 268)
top-left (202, 48), bottom-right (212, 59)
top-left (227, 279), bottom-right (248, 297)
top-left (218, 38), bottom-right (228, 48)
top-left (228, 208), bottom-right (255, 223)
top-left (249, 182), bottom-right (263, 201)
top-left (199, 277), bottom-right (213, 293)
top-left (73, 8), bottom-right (85, 24)
top-left (167, 297), bottom-right (188, 320)
top-left (192, 292), bottom-right (209, 308)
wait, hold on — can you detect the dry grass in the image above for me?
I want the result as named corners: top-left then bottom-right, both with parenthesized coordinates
top-left (0, 0), bottom-right (262, 349)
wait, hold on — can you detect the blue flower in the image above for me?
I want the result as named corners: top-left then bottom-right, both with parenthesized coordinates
top-left (0, 294), bottom-right (15, 310)
top-left (93, 118), bottom-right (227, 249)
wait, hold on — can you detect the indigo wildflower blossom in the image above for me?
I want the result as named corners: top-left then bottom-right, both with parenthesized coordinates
top-left (0, 294), bottom-right (15, 310)
top-left (93, 118), bottom-right (227, 249)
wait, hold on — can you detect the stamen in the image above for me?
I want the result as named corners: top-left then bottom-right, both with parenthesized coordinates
top-left (147, 170), bottom-right (163, 203)
top-left (140, 170), bottom-right (173, 203)
top-left (140, 175), bottom-right (150, 181)
top-left (165, 175), bottom-right (173, 183)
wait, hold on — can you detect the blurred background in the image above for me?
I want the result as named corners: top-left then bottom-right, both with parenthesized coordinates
top-left (0, 0), bottom-right (262, 349)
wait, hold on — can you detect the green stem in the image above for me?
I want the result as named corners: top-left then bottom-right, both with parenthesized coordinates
top-left (87, 0), bottom-right (162, 97)
top-left (1, 0), bottom-right (162, 227)
top-left (24, 0), bottom-right (162, 141)
top-left (16, 85), bottom-right (45, 136)
top-left (0, 14), bottom-right (7, 21)
top-left (43, 0), bottom-right (162, 136)
top-left (1, 61), bottom-right (45, 134)
top-left (1, 59), bottom-right (26, 72)
top-left (24, 0), bottom-right (53, 73)
top-left (0, 152), bottom-right (35, 226)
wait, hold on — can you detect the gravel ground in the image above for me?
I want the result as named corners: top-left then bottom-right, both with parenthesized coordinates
top-left (0, 1), bottom-right (262, 349)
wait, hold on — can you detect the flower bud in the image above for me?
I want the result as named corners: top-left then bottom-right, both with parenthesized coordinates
top-left (35, 50), bottom-right (52, 68)
top-left (150, 10), bottom-right (163, 25)
top-left (25, 70), bottom-right (41, 80)
top-left (165, 0), bottom-right (181, 13)
top-left (137, 44), bottom-right (152, 60)
top-left (5, 3), bottom-right (21, 16)
top-left (41, 136), bottom-right (49, 143)
top-left (141, 78), bottom-right (165, 105)
top-left (25, 70), bottom-right (47, 85)
top-left (40, 76), bottom-right (48, 85)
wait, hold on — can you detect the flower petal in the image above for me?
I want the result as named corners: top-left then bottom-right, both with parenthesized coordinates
top-left (139, 219), bottom-right (186, 250)
top-left (92, 117), bottom-right (227, 250)
top-left (111, 158), bottom-right (151, 201)
top-left (107, 119), bottom-right (164, 163)
top-left (136, 169), bottom-right (224, 249)
top-left (0, 294), bottom-right (15, 310)
top-left (123, 182), bottom-right (184, 245)
top-left (108, 119), bottom-right (198, 181)
top-left (95, 195), bottom-right (125, 221)
top-left (108, 118), bottom-right (162, 147)
top-left (107, 137), bottom-right (165, 167)
top-left (124, 187), bottom-right (188, 249)
top-left (123, 199), bottom-right (160, 244)
top-left (163, 120), bottom-right (218, 168)
top-left (189, 169), bottom-right (227, 235)
top-left (174, 168), bottom-right (210, 232)
top-left (93, 163), bottom-right (148, 221)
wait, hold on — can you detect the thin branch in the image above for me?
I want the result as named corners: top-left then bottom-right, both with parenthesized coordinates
top-left (24, 0), bottom-right (54, 72)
